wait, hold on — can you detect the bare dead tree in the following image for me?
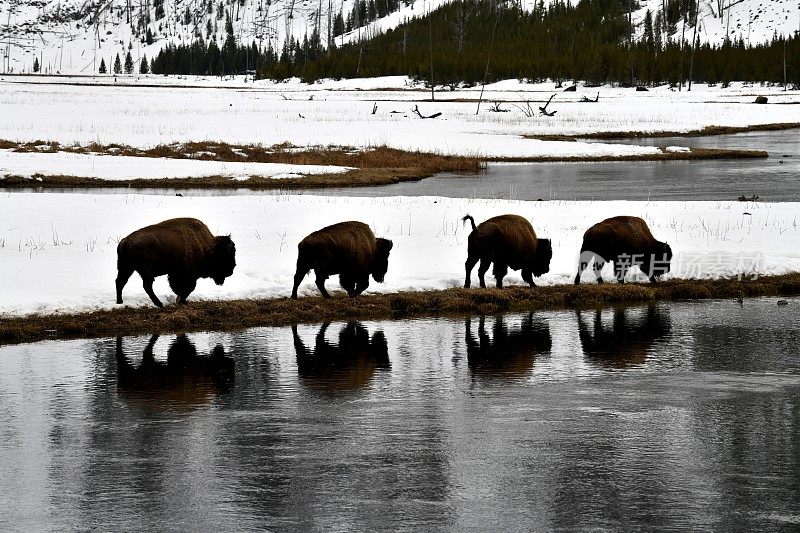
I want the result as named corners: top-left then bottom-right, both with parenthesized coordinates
top-left (412, 105), bottom-right (442, 119)
top-left (539, 93), bottom-right (557, 116)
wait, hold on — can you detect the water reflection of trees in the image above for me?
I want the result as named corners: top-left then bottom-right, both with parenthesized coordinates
top-left (577, 306), bottom-right (671, 369)
top-left (116, 334), bottom-right (235, 411)
top-left (292, 322), bottom-right (390, 393)
top-left (465, 314), bottom-right (552, 380)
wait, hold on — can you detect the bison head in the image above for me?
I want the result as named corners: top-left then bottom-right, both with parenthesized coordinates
top-left (210, 235), bottom-right (236, 285)
top-left (371, 238), bottom-right (394, 283)
top-left (649, 242), bottom-right (673, 279)
top-left (531, 238), bottom-right (552, 277)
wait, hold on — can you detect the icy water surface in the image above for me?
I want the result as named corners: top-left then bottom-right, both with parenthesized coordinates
top-left (1, 298), bottom-right (799, 530)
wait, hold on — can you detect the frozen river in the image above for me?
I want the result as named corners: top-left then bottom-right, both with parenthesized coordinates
top-left (2, 297), bottom-right (799, 530)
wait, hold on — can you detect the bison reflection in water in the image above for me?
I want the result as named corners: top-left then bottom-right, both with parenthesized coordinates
top-left (292, 322), bottom-right (390, 393)
top-left (116, 334), bottom-right (235, 410)
top-left (576, 306), bottom-right (671, 369)
top-left (465, 314), bottom-right (552, 380)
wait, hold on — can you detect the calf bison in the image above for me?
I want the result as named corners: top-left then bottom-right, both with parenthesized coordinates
top-left (463, 214), bottom-right (552, 288)
top-left (574, 215), bottom-right (672, 284)
top-left (291, 221), bottom-right (393, 299)
top-left (116, 217), bottom-right (236, 308)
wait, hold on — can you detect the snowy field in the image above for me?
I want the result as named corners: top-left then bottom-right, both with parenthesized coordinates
top-left (0, 150), bottom-right (350, 180)
top-left (1, 192), bottom-right (798, 316)
top-left (1, 76), bottom-right (798, 161)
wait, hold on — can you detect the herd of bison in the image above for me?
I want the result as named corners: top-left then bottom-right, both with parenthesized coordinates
top-left (115, 214), bottom-right (673, 308)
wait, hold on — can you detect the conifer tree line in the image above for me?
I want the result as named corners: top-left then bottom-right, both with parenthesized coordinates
top-left (149, 0), bottom-right (800, 87)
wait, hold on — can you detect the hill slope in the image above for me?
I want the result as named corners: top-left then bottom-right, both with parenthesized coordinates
top-left (1, 0), bottom-right (798, 74)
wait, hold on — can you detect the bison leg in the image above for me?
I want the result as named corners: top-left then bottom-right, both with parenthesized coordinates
top-left (613, 256), bottom-right (629, 284)
top-left (141, 276), bottom-right (164, 308)
top-left (477, 259), bottom-right (491, 288)
top-left (493, 263), bottom-right (508, 289)
top-left (354, 276), bottom-right (370, 296)
top-left (574, 252), bottom-right (593, 285)
top-left (522, 269), bottom-right (536, 288)
top-left (464, 255), bottom-right (479, 288)
top-left (340, 273), bottom-right (356, 297)
top-left (169, 273), bottom-right (196, 304)
top-left (315, 272), bottom-right (331, 299)
top-left (116, 265), bottom-right (134, 304)
top-left (592, 258), bottom-right (606, 284)
top-left (291, 261), bottom-right (310, 299)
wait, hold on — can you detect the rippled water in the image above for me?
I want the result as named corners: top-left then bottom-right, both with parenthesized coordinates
top-left (1, 297), bottom-right (799, 530)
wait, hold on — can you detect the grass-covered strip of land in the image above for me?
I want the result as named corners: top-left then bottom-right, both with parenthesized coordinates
top-left (0, 141), bottom-right (483, 189)
top-left (0, 167), bottom-right (451, 190)
top-left (492, 147), bottom-right (767, 163)
top-left (527, 123), bottom-right (800, 142)
top-left (3, 274), bottom-right (799, 346)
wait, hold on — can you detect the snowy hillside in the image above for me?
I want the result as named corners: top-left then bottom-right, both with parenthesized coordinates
top-left (634, 0), bottom-right (800, 46)
top-left (1, 0), bottom-right (798, 74)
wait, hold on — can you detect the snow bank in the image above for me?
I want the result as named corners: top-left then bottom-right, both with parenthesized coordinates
top-left (9, 77), bottom-right (799, 158)
top-left (0, 150), bottom-right (350, 181)
top-left (1, 193), bottom-right (798, 316)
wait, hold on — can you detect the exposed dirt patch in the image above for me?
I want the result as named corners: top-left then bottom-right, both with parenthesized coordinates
top-left (3, 273), bottom-right (799, 345)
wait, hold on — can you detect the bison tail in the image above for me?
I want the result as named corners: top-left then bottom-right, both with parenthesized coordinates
top-left (462, 215), bottom-right (476, 232)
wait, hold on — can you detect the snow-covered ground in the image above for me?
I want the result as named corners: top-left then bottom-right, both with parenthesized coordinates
top-left (0, 150), bottom-right (350, 180)
top-left (1, 76), bottom-right (798, 159)
top-left (1, 193), bottom-right (797, 316)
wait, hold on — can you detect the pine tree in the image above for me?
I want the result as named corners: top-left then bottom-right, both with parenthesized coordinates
top-left (140, 54), bottom-right (149, 74)
top-left (114, 53), bottom-right (122, 74)
top-left (124, 51), bottom-right (134, 73)
top-left (33, 57), bottom-right (40, 73)
top-left (99, 58), bottom-right (107, 74)
top-left (333, 11), bottom-right (345, 37)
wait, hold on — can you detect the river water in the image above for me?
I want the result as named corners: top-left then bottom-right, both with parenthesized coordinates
top-left (2, 297), bottom-right (799, 530)
top-left (310, 129), bottom-right (800, 202)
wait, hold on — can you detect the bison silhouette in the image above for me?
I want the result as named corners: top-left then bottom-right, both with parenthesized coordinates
top-left (291, 221), bottom-right (393, 299)
top-left (116, 217), bottom-right (236, 307)
top-left (574, 215), bottom-right (672, 284)
top-left (463, 214), bottom-right (552, 288)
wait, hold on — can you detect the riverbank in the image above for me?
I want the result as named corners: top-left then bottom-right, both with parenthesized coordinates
top-left (0, 140), bottom-right (766, 190)
top-left (2, 274), bottom-right (799, 345)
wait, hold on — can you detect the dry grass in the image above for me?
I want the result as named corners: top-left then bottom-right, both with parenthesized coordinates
top-left (0, 167), bottom-right (439, 190)
top-left (560, 122), bottom-right (800, 140)
top-left (0, 141), bottom-right (483, 190)
top-left (3, 273), bottom-right (800, 346)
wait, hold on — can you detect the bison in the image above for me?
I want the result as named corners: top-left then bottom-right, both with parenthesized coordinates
top-left (291, 221), bottom-right (393, 299)
top-left (463, 214), bottom-right (552, 289)
top-left (574, 215), bottom-right (672, 284)
top-left (116, 217), bottom-right (236, 308)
